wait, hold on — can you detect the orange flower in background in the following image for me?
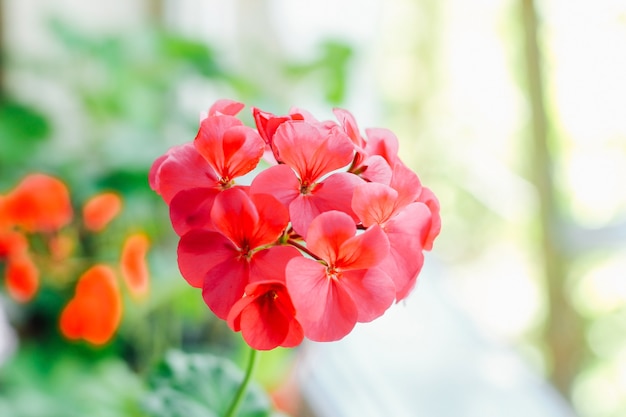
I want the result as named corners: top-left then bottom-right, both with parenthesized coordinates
top-left (59, 265), bottom-right (122, 345)
top-left (0, 230), bottom-right (39, 302)
top-left (82, 192), bottom-right (123, 232)
top-left (2, 174), bottom-right (73, 232)
top-left (5, 254), bottom-right (39, 302)
top-left (120, 233), bottom-right (150, 300)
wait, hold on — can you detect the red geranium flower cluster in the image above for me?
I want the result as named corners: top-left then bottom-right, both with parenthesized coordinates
top-left (150, 99), bottom-right (441, 350)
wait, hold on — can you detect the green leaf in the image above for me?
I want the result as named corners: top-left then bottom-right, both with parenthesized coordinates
top-left (142, 350), bottom-right (272, 417)
top-left (0, 99), bottom-right (50, 168)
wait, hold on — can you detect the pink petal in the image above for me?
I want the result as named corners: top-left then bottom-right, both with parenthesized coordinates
top-left (169, 188), bottom-right (219, 236)
top-left (288, 172), bottom-right (363, 237)
top-left (249, 246), bottom-right (302, 284)
top-left (382, 202), bottom-right (431, 300)
top-left (333, 108), bottom-right (364, 148)
top-left (208, 99), bottom-right (245, 116)
top-left (194, 115), bottom-right (265, 180)
top-left (250, 164), bottom-right (301, 208)
top-left (210, 187), bottom-right (259, 248)
top-left (202, 255), bottom-right (249, 320)
top-left (364, 127), bottom-right (400, 167)
top-left (351, 182), bottom-right (398, 227)
top-left (337, 224), bottom-right (389, 270)
top-left (150, 143), bottom-right (218, 204)
top-left (228, 282), bottom-right (303, 350)
top-left (221, 126), bottom-right (266, 179)
top-left (303, 210), bottom-right (356, 265)
top-left (249, 194), bottom-right (290, 248)
top-left (308, 172), bottom-right (364, 220)
top-left (273, 121), bottom-right (354, 183)
top-left (390, 162), bottom-right (422, 210)
top-left (415, 187), bottom-right (441, 251)
top-left (357, 155), bottom-right (393, 184)
top-left (341, 267), bottom-right (395, 322)
top-left (286, 257), bottom-right (358, 342)
top-left (177, 230), bottom-right (236, 288)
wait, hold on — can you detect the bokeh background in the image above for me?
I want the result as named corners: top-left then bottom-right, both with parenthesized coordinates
top-left (1, 0), bottom-right (626, 416)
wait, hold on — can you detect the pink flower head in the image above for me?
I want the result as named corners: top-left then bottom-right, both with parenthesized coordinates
top-left (251, 120), bottom-right (362, 236)
top-left (177, 187), bottom-right (298, 319)
top-left (149, 98), bottom-right (441, 349)
top-left (286, 211), bottom-right (395, 342)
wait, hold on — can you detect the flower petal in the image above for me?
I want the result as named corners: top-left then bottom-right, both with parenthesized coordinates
top-left (177, 230), bottom-right (236, 288)
top-left (4, 174), bottom-right (72, 232)
top-left (210, 187), bottom-right (259, 248)
top-left (82, 192), bottom-right (123, 232)
top-left (382, 202), bottom-right (432, 300)
top-left (249, 246), bottom-right (302, 284)
top-left (352, 182), bottom-right (398, 227)
top-left (169, 187), bottom-right (219, 236)
top-left (202, 255), bottom-right (249, 320)
top-left (5, 254), bottom-right (39, 302)
top-left (194, 116), bottom-right (265, 180)
top-left (341, 267), bottom-right (395, 322)
top-left (228, 281), bottom-right (303, 350)
top-left (357, 155), bottom-right (393, 184)
top-left (208, 99), bottom-right (245, 117)
top-left (390, 162), bottom-right (422, 210)
top-left (286, 257), bottom-right (358, 342)
top-left (416, 187), bottom-right (441, 251)
top-left (59, 265), bottom-right (122, 345)
top-left (337, 224), bottom-right (389, 271)
top-left (250, 164), bottom-right (301, 209)
top-left (149, 143), bottom-right (218, 204)
top-left (249, 193), bottom-right (290, 248)
top-left (364, 127), bottom-right (400, 167)
top-left (120, 233), bottom-right (150, 300)
top-left (273, 121), bottom-right (354, 183)
top-left (289, 172), bottom-right (363, 237)
top-left (305, 211), bottom-right (356, 265)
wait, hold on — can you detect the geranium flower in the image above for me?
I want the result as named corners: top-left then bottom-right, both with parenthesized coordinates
top-left (177, 187), bottom-right (299, 319)
top-left (250, 120), bottom-right (363, 237)
top-left (150, 104), bottom-right (265, 236)
top-left (120, 233), bottom-right (150, 300)
top-left (82, 191), bottom-right (123, 232)
top-left (3, 252), bottom-right (39, 303)
top-left (227, 280), bottom-right (303, 350)
top-left (59, 265), bottom-right (122, 345)
top-left (2, 174), bottom-right (72, 232)
top-left (286, 211), bottom-right (395, 342)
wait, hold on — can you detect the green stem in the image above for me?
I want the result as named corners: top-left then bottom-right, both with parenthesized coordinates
top-left (224, 347), bottom-right (259, 417)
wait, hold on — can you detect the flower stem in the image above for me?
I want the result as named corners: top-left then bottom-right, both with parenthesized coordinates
top-left (224, 347), bottom-right (259, 417)
top-left (287, 239), bottom-right (322, 261)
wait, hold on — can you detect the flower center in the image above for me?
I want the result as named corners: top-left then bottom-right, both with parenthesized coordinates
top-left (299, 180), bottom-right (315, 195)
top-left (326, 265), bottom-right (342, 281)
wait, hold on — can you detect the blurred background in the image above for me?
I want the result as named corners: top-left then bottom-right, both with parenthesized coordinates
top-left (1, 0), bottom-right (626, 416)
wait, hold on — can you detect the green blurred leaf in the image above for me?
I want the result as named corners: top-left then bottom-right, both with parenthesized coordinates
top-left (0, 99), bottom-right (50, 166)
top-left (0, 346), bottom-right (145, 417)
top-left (142, 350), bottom-right (272, 417)
top-left (161, 34), bottom-right (223, 78)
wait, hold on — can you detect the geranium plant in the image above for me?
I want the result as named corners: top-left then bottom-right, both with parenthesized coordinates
top-left (149, 99), bottom-right (441, 416)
